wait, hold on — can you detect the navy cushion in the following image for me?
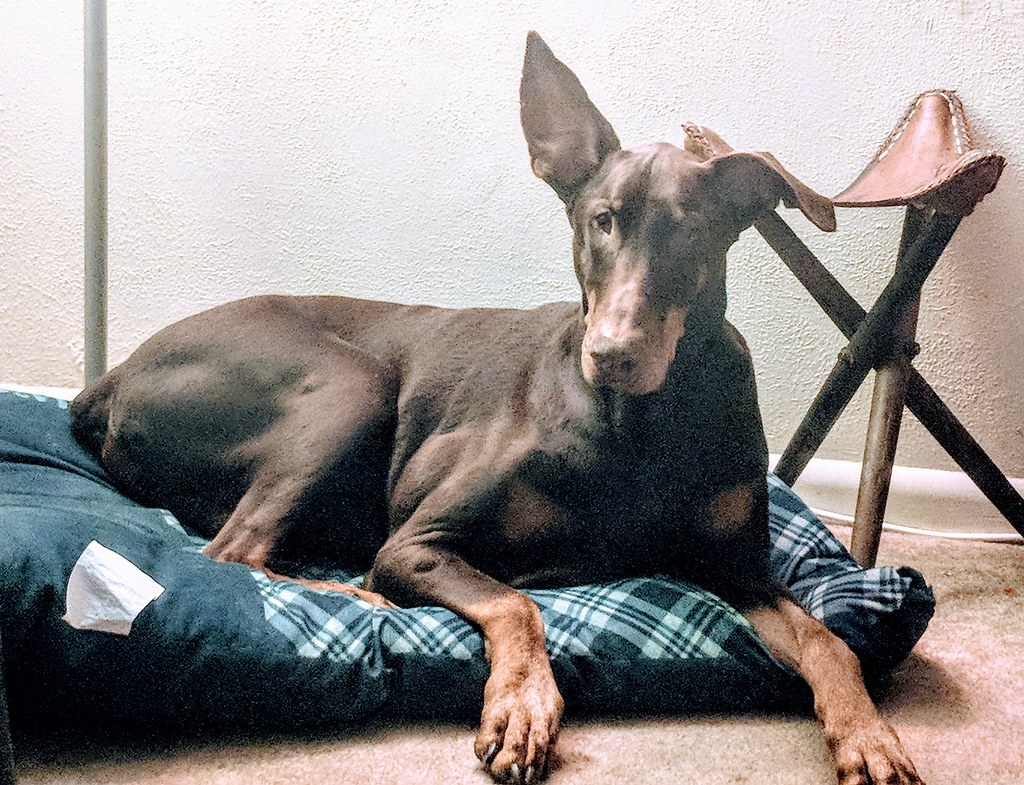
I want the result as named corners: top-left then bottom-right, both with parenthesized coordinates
top-left (0, 388), bottom-right (933, 734)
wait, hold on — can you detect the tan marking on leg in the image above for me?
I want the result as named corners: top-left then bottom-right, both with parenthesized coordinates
top-left (262, 568), bottom-right (396, 608)
top-left (746, 600), bottom-right (923, 785)
top-left (466, 592), bottom-right (563, 783)
top-left (366, 531), bottom-right (563, 783)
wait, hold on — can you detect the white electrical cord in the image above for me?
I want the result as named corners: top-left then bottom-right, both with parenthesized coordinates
top-left (812, 507), bottom-right (1024, 543)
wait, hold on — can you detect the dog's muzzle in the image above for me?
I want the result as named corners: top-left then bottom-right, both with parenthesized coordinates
top-left (584, 340), bottom-right (641, 388)
top-left (580, 304), bottom-right (688, 395)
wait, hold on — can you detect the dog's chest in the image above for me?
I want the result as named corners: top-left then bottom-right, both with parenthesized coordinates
top-left (487, 422), bottom-right (715, 584)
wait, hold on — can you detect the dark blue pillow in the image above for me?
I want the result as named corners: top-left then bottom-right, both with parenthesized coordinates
top-left (0, 388), bottom-right (932, 734)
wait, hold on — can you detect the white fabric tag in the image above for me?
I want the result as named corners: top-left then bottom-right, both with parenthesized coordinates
top-left (63, 541), bottom-right (165, 636)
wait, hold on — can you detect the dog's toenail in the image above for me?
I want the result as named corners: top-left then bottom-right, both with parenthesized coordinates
top-left (485, 743), bottom-right (499, 765)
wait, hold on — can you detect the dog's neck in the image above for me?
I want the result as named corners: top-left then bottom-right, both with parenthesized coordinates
top-left (595, 387), bottom-right (630, 432)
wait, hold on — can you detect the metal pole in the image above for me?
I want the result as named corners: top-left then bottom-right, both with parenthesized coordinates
top-left (84, 0), bottom-right (108, 383)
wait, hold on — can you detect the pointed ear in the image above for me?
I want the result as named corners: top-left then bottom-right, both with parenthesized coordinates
top-left (684, 124), bottom-right (836, 232)
top-left (520, 32), bottom-right (621, 203)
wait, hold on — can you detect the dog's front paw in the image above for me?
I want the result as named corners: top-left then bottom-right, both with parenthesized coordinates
top-left (829, 719), bottom-right (924, 785)
top-left (474, 665), bottom-right (564, 784)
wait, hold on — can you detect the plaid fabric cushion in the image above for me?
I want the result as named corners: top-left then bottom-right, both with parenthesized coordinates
top-left (1, 387), bottom-right (934, 728)
top-left (767, 473), bottom-right (912, 620)
top-left (249, 472), bottom-right (933, 695)
top-left (254, 570), bottom-right (759, 664)
top-left (765, 473), bottom-right (933, 676)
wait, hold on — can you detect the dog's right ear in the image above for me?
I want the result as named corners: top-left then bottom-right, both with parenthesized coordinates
top-left (520, 32), bottom-right (621, 203)
top-left (684, 123), bottom-right (837, 232)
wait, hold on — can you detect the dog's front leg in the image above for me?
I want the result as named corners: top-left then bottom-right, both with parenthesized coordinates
top-left (367, 535), bottom-right (563, 785)
top-left (745, 600), bottom-right (923, 785)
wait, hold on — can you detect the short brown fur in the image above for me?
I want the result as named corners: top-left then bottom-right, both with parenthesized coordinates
top-left (69, 32), bottom-right (921, 785)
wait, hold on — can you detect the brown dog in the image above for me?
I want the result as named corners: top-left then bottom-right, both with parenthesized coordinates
top-left (70, 32), bottom-right (923, 785)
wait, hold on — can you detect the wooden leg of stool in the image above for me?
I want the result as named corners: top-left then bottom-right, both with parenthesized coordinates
top-left (768, 209), bottom-right (957, 487)
top-left (850, 297), bottom-right (920, 567)
top-left (757, 210), bottom-right (1024, 537)
top-left (773, 351), bottom-right (873, 486)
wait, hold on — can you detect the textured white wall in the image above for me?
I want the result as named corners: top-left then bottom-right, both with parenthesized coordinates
top-left (2, 1), bottom-right (1023, 486)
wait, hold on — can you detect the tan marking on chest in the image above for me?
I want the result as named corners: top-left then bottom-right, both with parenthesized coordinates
top-left (707, 483), bottom-right (756, 533)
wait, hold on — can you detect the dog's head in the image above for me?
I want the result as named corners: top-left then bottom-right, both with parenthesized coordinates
top-left (520, 32), bottom-right (834, 395)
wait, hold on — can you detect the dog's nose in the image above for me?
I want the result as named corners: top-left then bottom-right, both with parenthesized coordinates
top-left (589, 344), bottom-right (638, 378)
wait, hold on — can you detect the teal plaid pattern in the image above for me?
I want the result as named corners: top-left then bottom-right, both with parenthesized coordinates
top-left (252, 570), bottom-right (755, 665)
top-left (766, 473), bottom-right (912, 621)
top-left (533, 579), bottom-right (746, 660)
top-left (247, 474), bottom-right (909, 669)
top-left (253, 572), bottom-right (379, 661)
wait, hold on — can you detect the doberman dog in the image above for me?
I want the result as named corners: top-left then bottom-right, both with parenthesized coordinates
top-left (70, 32), bottom-right (923, 785)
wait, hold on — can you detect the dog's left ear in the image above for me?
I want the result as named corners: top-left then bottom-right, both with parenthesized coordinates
top-left (520, 31), bottom-right (621, 203)
top-left (699, 151), bottom-right (837, 233)
top-left (684, 124), bottom-right (835, 232)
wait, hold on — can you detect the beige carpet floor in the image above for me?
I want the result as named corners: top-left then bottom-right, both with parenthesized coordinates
top-left (13, 526), bottom-right (1023, 785)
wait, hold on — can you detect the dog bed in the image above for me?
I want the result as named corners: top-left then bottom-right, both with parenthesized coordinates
top-left (0, 387), bottom-right (933, 738)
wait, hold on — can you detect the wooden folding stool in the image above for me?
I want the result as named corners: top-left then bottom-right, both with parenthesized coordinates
top-left (708, 91), bottom-right (1016, 566)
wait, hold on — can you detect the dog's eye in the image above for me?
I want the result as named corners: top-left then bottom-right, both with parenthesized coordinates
top-left (592, 211), bottom-right (614, 234)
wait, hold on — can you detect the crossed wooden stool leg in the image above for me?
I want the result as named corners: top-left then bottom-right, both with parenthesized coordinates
top-left (765, 91), bottom-right (1018, 565)
top-left (686, 92), bottom-right (1019, 567)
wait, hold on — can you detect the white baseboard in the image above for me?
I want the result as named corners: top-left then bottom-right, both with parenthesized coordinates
top-left (773, 454), bottom-right (1024, 541)
top-left (1, 383), bottom-right (79, 399)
